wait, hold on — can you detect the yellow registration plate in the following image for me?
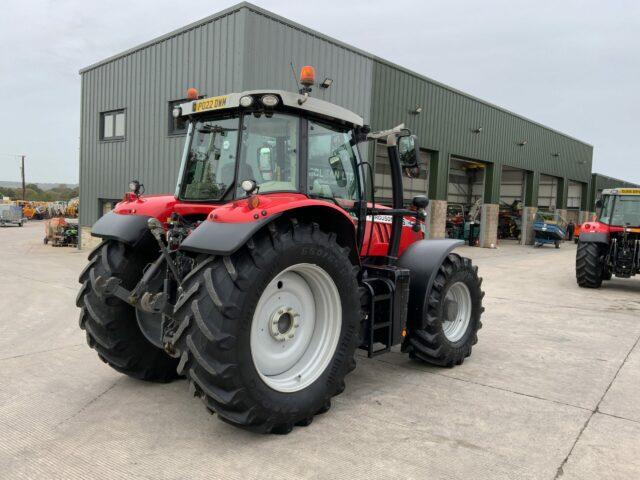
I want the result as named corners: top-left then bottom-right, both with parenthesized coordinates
top-left (194, 95), bottom-right (229, 112)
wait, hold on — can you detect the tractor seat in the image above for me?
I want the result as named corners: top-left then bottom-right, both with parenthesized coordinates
top-left (220, 163), bottom-right (257, 190)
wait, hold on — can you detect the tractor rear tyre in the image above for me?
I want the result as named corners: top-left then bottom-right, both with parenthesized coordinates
top-left (576, 242), bottom-right (603, 288)
top-left (170, 219), bottom-right (360, 433)
top-left (76, 240), bottom-right (180, 382)
top-left (405, 253), bottom-right (484, 367)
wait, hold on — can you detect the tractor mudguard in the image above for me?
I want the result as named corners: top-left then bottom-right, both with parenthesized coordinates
top-left (397, 239), bottom-right (464, 329)
top-left (91, 211), bottom-right (152, 245)
top-left (578, 232), bottom-right (609, 243)
top-left (179, 216), bottom-right (279, 256)
top-left (179, 201), bottom-right (361, 259)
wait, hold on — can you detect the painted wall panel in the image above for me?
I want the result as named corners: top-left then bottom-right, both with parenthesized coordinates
top-left (369, 61), bottom-right (593, 193)
top-left (241, 10), bottom-right (373, 123)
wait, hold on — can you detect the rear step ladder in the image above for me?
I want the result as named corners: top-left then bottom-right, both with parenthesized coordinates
top-left (362, 277), bottom-right (396, 357)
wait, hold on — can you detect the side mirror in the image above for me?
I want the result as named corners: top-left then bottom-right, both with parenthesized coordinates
top-left (398, 134), bottom-right (420, 168)
top-left (329, 155), bottom-right (348, 188)
top-left (595, 199), bottom-right (603, 209)
top-left (412, 195), bottom-right (429, 210)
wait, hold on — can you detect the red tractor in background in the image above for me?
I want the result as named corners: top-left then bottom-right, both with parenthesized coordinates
top-left (77, 67), bottom-right (484, 434)
top-left (576, 188), bottom-right (640, 288)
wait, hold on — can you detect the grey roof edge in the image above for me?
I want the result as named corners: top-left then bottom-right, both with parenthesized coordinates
top-left (592, 172), bottom-right (640, 187)
top-left (78, 2), bottom-right (250, 74)
top-left (79, 1), bottom-right (593, 148)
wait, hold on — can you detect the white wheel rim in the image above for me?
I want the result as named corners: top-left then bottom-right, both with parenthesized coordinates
top-left (250, 263), bottom-right (342, 393)
top-left (442, 281), bottom-right (472, 342)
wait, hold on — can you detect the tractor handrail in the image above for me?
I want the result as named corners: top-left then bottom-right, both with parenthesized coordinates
top-left (366, 124), bottom-right (406, 141)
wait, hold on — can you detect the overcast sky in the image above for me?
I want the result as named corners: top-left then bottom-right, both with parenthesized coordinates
top-left (1, 0), bottom-right (638, 184)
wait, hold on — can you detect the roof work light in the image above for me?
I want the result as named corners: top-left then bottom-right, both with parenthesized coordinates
top-left (261, 94), bottom-right (279, 107)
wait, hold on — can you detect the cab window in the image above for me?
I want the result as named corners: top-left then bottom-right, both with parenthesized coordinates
top-left (610, 195), bottom-right (640, 226)
top-left (598, 195), bottom-right (615, 224)
top-left (236, 113), bottom-right (299, 196)
top-left (307, 121), bottom-right (359, 203)
top-left (181, 117), bottom-right (239, 201)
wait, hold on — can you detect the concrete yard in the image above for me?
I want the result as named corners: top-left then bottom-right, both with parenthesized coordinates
top-left (1, 221), bottom-right (639, 480)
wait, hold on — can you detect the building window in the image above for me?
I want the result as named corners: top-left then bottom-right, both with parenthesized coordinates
top-left (99, 198), bottom-right (121, 217)
top-left (100, 110), bottom-right (125, 140)
top-left (168, 99), bottom-right (188, 135)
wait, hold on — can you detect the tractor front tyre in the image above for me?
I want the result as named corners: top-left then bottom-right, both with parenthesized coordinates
top-left (576, 242), bottom-right (604, 289)
top-left (405, 253), bottom-right (484, 367)
top-left (76, 240), bottom-right (180, 382)
top-left (171, 219), bottom-right (360, 433)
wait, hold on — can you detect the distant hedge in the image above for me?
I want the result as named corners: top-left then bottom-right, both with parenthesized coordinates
top-left (0, 184), bottom-right (79, 202)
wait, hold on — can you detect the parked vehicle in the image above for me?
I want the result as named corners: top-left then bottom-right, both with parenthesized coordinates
top-left (576, 188), bottom-right (640, 288)
top-left (44, 217), bottom-right (78, 247)
top-left (66, 197), bottom-right (79, 218)
top-left (498, 201), bottom-right (522, 240)
top-left (14, 200), bottom-right (36, 219)
top-left (533, 211), bottom-right (567, 248)
top-left (0, 204), bottom-right (23, 227)
top-left (77, 69), bottom-right (485, 434)
top-left (572, 223), bottom-right (582, 244)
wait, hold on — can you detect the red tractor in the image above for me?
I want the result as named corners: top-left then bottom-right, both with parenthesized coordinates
top-left (576, 188), bottom-right (640, 288)
top-left (77, 68), bottom-right (484, 433)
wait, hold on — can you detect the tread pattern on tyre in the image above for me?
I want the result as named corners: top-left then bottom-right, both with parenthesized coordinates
top-left (170, 218), bottom-right (360, 434)
top-left (77, 240), bottom-right (179, 382)
top-left (576, 242), bottom-right (604, 288)
top-left (406, 253), bottom-right (484, 367)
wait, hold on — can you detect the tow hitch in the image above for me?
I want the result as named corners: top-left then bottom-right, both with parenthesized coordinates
top-left (93, 215), bottom-right (195, 336)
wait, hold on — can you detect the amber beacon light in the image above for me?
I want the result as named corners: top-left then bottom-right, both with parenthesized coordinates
top-left (186, 87), bottom-right (199, 100)
top-left (300, 66), bottom-right (316, 87)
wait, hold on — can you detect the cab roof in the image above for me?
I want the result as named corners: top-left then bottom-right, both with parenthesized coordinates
top-left (602, 188), bottom-right (640, 196)
top-left (177, 90), bottom-right (364, 127)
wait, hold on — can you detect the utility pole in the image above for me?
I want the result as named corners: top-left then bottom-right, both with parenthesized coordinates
top-left (21, 155), bottom-right (26, 200)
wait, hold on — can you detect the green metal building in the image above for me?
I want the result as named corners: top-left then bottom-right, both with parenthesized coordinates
top-left (78, 2), bottom-right (613, 248)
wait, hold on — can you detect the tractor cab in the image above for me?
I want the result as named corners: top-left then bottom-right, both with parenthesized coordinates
top-left (173, 89), bottom-right (365, 210)
top-left (170, 84), bottom-right (425, 264)
top-left (596, 188), bottom-right (640, 228)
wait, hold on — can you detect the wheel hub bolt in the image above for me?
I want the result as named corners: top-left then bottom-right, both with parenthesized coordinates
top-left (269, 307), bottom-right (300, 341)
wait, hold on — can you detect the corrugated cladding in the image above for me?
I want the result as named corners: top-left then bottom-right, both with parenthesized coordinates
top-left (79, 7), bottom-right (247, 226)
top-left (369, 61), bottom-right (593, 188)
top-left (241, 10), bottom-right (373, 122)
top-left (592, 173), bottom-right (640, 191)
